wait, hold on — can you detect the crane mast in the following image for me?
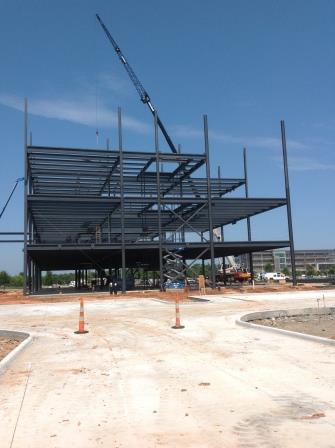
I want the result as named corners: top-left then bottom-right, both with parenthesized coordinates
top-left (96, 14), bottom-right (177, 154)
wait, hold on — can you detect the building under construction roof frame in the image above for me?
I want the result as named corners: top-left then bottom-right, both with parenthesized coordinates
top-left (22, 100), bottom-right (295, 294)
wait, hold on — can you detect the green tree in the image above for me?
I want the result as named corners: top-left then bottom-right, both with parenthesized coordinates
top-left (328, 267), bottom-right (335, 275)
top-left (43, 271), bottom-right (53, 286)
top-left (0, 271), bottom-right (10, 286)
top-left (10, 273), bottom-right (24, 287)
top-left (186, 263), bottom-right (212, 278)
top-left (306, 264), bottom-right (316, 276)
top-left (264, 263), bottom-right (274, 272)
top-left (50, 273), bottom-right (75, 285)
top-left (282, 266), bottom-right (290, 277)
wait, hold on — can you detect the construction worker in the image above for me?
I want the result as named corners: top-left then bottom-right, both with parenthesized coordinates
top-left (109, 277), bottom-right (118, 295)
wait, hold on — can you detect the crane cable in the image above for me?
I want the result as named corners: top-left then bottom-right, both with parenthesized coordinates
top-left (0, 177), bottom-right (24, 221)
top-left (95, 78), bottom-right (99, 146)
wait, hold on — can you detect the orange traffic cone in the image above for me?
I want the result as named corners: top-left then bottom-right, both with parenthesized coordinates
top-left (172, 293), bottom-right (184, 329)
top-left (74, 297), bottom-right (89, 334)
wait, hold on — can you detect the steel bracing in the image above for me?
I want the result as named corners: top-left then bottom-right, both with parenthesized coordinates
top-left (22, 103), bottom-right (293, 294)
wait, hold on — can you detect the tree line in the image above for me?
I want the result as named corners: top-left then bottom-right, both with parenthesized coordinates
top-left (0, 271), bottom-right (75, 287)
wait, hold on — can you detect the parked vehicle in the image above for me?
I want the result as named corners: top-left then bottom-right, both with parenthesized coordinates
top-left (165, 279), bottom-right (185, 289)
top-left (261, 272), bottom-right (286, 282)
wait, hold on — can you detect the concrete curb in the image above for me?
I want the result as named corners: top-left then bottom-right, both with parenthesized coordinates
top-left (0, 330), bottom-right (33, 373)
top-left (236, 307), bottom-right (335, 346)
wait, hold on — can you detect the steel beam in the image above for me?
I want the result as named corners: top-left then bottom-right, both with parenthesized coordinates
top-left (98, 156), bottom-right (120, 195)
top-left (136, 157), bottom-right (155, 178)
top-left (0, 232), bottom-right (25, 235)
top-left (28, 145), bottom-right (205, 161)
top-left (0, 240), bottom-right (25, 243)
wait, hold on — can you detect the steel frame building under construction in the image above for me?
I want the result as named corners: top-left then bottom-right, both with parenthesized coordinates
top-left (21, 99), bottom-right (296, 294)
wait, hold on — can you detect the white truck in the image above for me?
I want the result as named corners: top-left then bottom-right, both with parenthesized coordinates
top-left (261, 272), bottom-right (286, 282)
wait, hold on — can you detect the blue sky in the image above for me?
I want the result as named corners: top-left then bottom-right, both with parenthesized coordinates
top-left (0, 0), bottom-right (334, 274)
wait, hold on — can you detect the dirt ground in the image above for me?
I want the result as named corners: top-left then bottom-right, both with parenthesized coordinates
top-left (253, 313), bottom-right (335, 339)
top-left (0, 282), bottom-right (332, 305)
top-left (0, 337), bottom-right (20, 361)
top-left (0, 289), bottom-right (334, 448)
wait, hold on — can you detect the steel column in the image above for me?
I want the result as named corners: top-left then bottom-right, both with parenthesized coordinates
top-left (118, 107), bottom-right (126, 293)
top-left (23, 98), bottom-right (29, 295)
top-left (33, 261), bottom-right (37, 293)
top-left (280, 120), bottom-right (297, 285)
top-left (31, 260), bottom-right (34, 292)
top-left (36, 267), bottom-right (41, 291)
top-left (243, 148), bottom-right (254, 277)
top-left (33, 265), bottom-right (37, 291)
top-left (37, 264), bottom-right (40, 292)
top-left (27, 256), bottom-right (32, 294)
top-left (154, 112), bottom-right (164, 290)
top-left (203, 115), bottom-right (216, 289)
top-left (218, 166), bottom-right (226, 283)
top-left (178, 144), bottom-right (185, 243)
top-left (35, 262), bottom-right (39, 292)
top-left (218, 166), bottom-right (224, 241)
top-left (108, 214), bottom-right (111, 243)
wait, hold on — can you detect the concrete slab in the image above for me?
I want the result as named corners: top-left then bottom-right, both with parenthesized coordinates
top-left (0, 290), bottom-right (335, 447)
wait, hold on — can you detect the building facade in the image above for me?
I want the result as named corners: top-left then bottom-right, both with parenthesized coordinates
top-left (239, 249), bottom-right (335, 273)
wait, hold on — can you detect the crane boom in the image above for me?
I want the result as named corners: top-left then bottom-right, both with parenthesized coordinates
top-left (96, 14), bottom-right (177, 154)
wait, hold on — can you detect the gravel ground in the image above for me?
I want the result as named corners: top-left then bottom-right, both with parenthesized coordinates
top-left (253, 313), bottom-right (335, 339)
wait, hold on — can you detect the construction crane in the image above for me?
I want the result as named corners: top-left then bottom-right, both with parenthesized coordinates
top-left (0, 177), bottom-right (24, 220)
top-left (96, 14), bottom-right (178, 154)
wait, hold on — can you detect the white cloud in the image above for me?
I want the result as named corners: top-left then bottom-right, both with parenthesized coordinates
top-left (98, 73), bottom-right (132, 96)
top-left (172, 124), bottom-right (308, 151)
top-left (0, 92), bottom-right (314, 153)
top-left (287, 156), bottom-right (335, 171)
top-left (0, 93), bottom-right (150, 134)
top-left (272, 154), bottom-right (335, 171)
top-left (312, 120), bottom-right (335, 130)
top-left (172, 125), bottom-right (202, 140)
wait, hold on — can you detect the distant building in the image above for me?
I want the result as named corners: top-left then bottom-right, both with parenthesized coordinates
top-left (238, 249), bottom-right (335, 273)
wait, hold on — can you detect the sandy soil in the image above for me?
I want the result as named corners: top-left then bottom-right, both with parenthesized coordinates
top-left (0, 283), bottom-right (332, 305)
top-left (253, 313), bottom-right (335, 339)
top-left (0, 337), bottom-right (20, 361)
